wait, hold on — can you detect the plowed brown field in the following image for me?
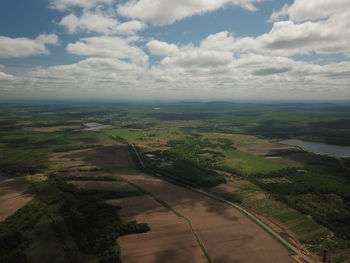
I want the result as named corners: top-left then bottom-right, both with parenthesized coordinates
top-left (108, 196), bottom-right (207, 263)
top-left (51, 145), bottom-right (295, 262)
top-left (0, 176), bottom-right (32, 221)
top-left (67, 180), bottom-right (137, 192)
top-left (120, 173), bottom-right (294, 263)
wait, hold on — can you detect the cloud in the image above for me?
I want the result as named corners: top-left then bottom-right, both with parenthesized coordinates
top-left (59, 11), bottom-right (118, 34)
top-left (252, 67), bottom-right (291, 76)
top-left (286, 0), bottom-right (349, 22)
top-left (265, 0), bottom-right (350, 57)
top-left (118, 0), bottom-right (265, 25)
top-left (22, 57), bottom-right (156, 98)
top-left (66, 36), bottom-right (148, 66)
top-left (115, 20), bottom-right (147, 35)
top-left (269, 4), bottom-right (289, 22)
top-left (0, 34), bottom-right (59, 58)
top-left (2, 0), bottom-right (350, 100)
top-left (147, 40), bottom-right (179, 56)
top-left (145, 34), bottom-right (350, 94)
top-left (160, 48), bottom-right (233, 69)
top-left (59, 10), bottom-right (146, 35)
top-left (198, 12), bottom-right (350, 57)
top-left (6, 47), bottom-right (350, 99)
top-left (265, 3), bottom-right (350, 56)
top-left (0, 71), bottom-right (16, 82)
top-left (32, 57), bottom-right (146, 85)
top-left (50, 0), bottom-right (112, 11)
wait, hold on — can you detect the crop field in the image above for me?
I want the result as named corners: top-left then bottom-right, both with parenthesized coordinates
top-left (120, 173), bottom-right (294, 263)
top-left (214, 176), bottom-right (333, 249)
top-left (108, 196), bottom-right (207, 263)
top-left (236, 142), bottom-right (296, 156)
top-left (217, 150), bottom-right (298, 175)
top-left (1, 101), bottom-right (350, 262)
top-left (66, 180), bottom-right (138, 192)
top-left (51, 145), bottom-right (135, 172)
top-left (0, 176), bottom-right (32, 222)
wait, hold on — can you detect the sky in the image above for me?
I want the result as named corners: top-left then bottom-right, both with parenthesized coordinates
top-left (0, 0), bottom-right (350, 100)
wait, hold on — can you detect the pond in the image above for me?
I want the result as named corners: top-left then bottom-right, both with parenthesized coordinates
top-left (280, 139), bottom-right (350, 157)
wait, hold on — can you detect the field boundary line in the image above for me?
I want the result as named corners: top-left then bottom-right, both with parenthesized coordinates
top-left (130, 143), bottom-right (316, 263)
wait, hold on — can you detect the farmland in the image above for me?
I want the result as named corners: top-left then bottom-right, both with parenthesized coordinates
top-left (0, 100), bottom-right (350, 262)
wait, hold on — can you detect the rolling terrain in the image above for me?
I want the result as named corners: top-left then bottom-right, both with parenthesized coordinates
top-left (0, 101), bottom-right (349, 262)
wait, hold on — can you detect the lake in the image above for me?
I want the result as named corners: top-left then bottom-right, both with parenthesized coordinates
top-left (280, 139), bottom-right (350, 157)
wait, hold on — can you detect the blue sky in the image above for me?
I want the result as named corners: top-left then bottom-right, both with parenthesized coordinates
top-left (0, 0), bottom-right (349, 100)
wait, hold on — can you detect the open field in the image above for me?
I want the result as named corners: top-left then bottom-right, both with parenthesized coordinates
top-left (0, 176), bottom-right (32, 222)
top-left (237, 142), bottom-right (296, 156)
top-left (209, 177), bottom-right (331, 249)
top-left (56, 142), bottom-right (295, 262)
top-left (108, 196), bottom-right (207, 263)
top-left (218, 150), bottom-right (299, 175)
top-left (1, 101), bottom-right (350, 262)
top-left (32, 125), bottom-right (81, 132)
top-left (120, 173), bottom-right (294, 263)
top-left (55, 170), bottom-right (118, 179)
top-left (67, 180), bottom-right (137, 192)
top-left (51, 145), bottom-right (135, 172)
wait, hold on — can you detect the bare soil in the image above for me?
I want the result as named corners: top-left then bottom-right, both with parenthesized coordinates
top-left (208, 184), bottom-right (239, 194)
top-left (266, 156), bottom-right (302, 165)
top-left (0, 176), bottom-right (32, 222)
top-left (32, 125), bottom-right (81, 132)
top-left (107, 196), bottom-right (207, 263)
top-left (50, 146), bottom-right (134, 171)
top-left (51, 144), bottom-right (296, 262)
top-left (55, 171), bottom-right (117, 178)
top-left (67, 180), bottom-right (137, 192)
top-left (238, 142), bottom-right (296, 155)
top-left (120, 173), bottom-right (295, 263)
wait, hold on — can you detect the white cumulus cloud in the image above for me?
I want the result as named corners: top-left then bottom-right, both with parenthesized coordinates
top-left (147, 40), bottom-right (179, 56)
top-left (0, 71), bottom-right (16, 82)
top-left (0, 34), bottom-right (59, 58)
top-left (66, 36), bottom-right (149, 66)
top-left (287, 0), bottom-right (350, 22)
top-left (59, 10), bottom-right (146, 35)
top-left (50, 0), bottom-right (112, 11)
top-left (118, 0), bottom-right (266, 25)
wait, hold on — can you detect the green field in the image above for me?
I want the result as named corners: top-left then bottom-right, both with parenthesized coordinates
top-left (218, 150), bottom-right (298, 175)
top-left (1, 100), bottom-right (350, 261)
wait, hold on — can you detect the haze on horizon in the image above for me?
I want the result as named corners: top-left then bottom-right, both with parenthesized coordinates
top-left (0, 0), bottom-right (350, 100)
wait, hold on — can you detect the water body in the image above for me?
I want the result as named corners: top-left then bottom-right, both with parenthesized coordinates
top-left (280, 139), bottom-right (350, 157)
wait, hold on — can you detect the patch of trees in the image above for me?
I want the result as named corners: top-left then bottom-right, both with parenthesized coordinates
top-left (248, 120), bottom-right (350, 146)
top-left (144, 150), bottom-right (226, 187)
top-left (166, 137), bottom-right (232, 167)
top-left (250, 165), bottom-right (350, 241)
top-left (160, 158), bottom-right (226, 187)
top-left (0, 178), bottom-right (150, 263)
